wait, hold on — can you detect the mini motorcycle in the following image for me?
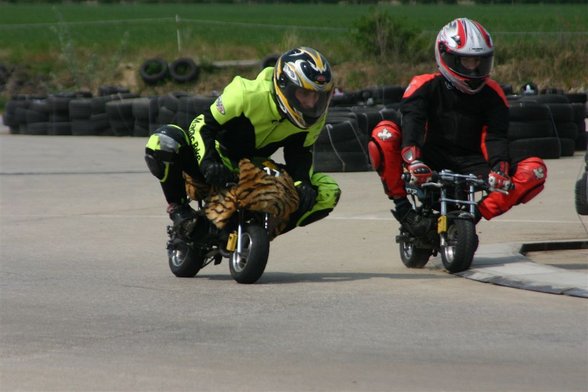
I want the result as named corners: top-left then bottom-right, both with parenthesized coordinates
top-left (395, 170), bottom-right (506, 273)
top-left (166, 159), bottom-right (298, 284)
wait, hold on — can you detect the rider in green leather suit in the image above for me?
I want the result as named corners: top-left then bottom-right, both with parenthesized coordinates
top-left (145, 47), bottom-right (341, 236)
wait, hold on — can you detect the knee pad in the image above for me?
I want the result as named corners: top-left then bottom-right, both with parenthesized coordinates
top-left (145, 152), bottom-right (166, 180)
top-left (478, 157), bottom-right (547, 220)
top-left (145, 125), bottom-right (188, 180)
top-left (368, 120), bottom-right (406, 198)
top-left (512, 157), bottom-right (547, 204)
top-left (146, 124), bottom-right (188, 155)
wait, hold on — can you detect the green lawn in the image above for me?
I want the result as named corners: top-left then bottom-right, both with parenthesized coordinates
top-left (1, 3), bottom-right (586, 96)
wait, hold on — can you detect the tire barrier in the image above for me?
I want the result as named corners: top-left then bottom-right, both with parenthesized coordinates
top-left (507, 93), bottom-right (587, 160)
top-left (575, 152), bottom-right (588, 215)
top-left (3, 87), bottom-right (586, 174)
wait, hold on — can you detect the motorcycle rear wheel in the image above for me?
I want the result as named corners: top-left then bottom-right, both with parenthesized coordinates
top-left (229, 224), bottom-right (270, 284)
top-left (168, 239), bottom-right (205, 278)
top-left (398, 233), bottom-right (432, 268)
top-left (441, 219), bottom-right (478, 273)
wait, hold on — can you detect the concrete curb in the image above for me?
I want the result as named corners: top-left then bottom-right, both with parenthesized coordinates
top-left (458, 241), bottom-right (588, 298)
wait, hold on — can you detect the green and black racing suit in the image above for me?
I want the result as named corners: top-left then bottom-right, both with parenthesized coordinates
top-left (145, 67), bottom-right (341, 228)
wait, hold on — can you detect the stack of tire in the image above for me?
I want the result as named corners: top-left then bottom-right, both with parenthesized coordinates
top-left (3, 92), bottom-right (97, 135)
top-left (576, 151), bottom-right (588, 215)
top-left (507, 99), bottom-right (562, 160)
top-left (47, 92), bottom-right (92, 135)
top-left (507, 93), bottom-right (587, 160)
top-left (148, 92), bottom-right (215, 132)
top-left (567, 93), bottom-right (587, 151)
top-left (330, 85), bottom-right (405, 109)
top-left (312, 103), bottom-right (401, 172)
top-left (69, 92), bottom-right (139, 136)
top-left (23, 96), bottom-right (50, 135)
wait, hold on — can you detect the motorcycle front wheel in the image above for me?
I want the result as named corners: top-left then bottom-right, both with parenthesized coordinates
top-left (229, 224), bottom-right (270, 284)
top-left (168, 239), bottom-right (204, 278)
top-left (440, 219), bottom-right (478, 273)
top-left (398, 231), bottom-right (432, 268)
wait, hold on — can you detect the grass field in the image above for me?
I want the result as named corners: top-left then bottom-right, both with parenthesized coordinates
top-left (1, 3), bottom-right (587, 101)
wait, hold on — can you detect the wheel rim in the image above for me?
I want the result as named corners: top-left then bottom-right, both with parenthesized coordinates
top-left (170, 245), bottom-right (189, 268)
top-left (230, 232), bottom-right (253, 273)
top-left (442, 226), bottom-right (457, 263)
top-left (401, 241), bottom-right (414, 259)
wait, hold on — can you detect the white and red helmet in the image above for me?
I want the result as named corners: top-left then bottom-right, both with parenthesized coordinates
top-left (435, 18), bottom-right (494, 94)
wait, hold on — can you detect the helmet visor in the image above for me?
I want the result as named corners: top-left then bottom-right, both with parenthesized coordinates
top-left (441, 52), bottom-right (493, 79)
top-left (287, 85), bottom-right (332, 124)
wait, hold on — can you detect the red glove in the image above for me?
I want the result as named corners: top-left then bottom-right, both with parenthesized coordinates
top-left (488, 161), bottom-right (512, 191)
top-left (407, 160), bottom-right (433, 185)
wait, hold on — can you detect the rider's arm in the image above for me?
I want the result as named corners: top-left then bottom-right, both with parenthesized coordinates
top-left (482, 80), bottom-right (510, 168)
top-left (283, 134), bottom-right (313, 182)
top-left (399, 74), bottom-right (434, 158)
top-left (188, 76), bottom-right (246, 166)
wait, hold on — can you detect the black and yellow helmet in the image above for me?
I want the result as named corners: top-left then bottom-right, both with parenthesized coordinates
top-left (273, 47), bottom-right (334, 129)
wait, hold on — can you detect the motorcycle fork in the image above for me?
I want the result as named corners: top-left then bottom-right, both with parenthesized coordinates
top-left (438, 183), bottom-right (477, 246)
top-left (438, 188), bottom-right (449, 246)
top-left (228, 210), bottom-right (270, 257)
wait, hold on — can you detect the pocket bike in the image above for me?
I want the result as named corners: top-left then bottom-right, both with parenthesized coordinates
top-left (166, 163), bottom-right (288, 284)
top-left (396, 170), bottom-right (507, 273)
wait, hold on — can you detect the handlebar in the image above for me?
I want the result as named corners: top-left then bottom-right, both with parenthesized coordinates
top-left (403, 169), bottom-right (510, 194)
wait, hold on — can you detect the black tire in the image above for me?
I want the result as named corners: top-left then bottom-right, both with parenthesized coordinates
top-left (69, 98), bottom-right (93, 119)
top-left (547, 103), bottom-right (574, 123)
top-left (177, 95), bottom-right (215, 116)
top-left (106, 99), bottom-right (136, 136)
top-left (229, 224), bottom-right (270, 284)
top-left (168, 239), bottom-right (204, 278)
top-left (521, 94), bottom-right (569, 104)
top-left (508, 101), bottom-right (551, 121)
top-left (23, 122), bottom-right (48, 136)
top-left (169, 58), bottom-right (199, 83)
top-left (508, 120), bottom-right (554, 140)
top-left (556, 122), bottom-right (578, 140)
top-left (131, 97), bottom-right (151, 122)
top-left (313, 150), bottom-right (371, 172)
top-left (509, 137), bottom-right (561, 161)
top-left (565, 93), bottom-right (587, 104)
top-left (261, 54), bottom-right (279, 69)
top-left (98, 85), bottom-right (130, 96)
top-left (313, 122), bottom-right (371, 172)
top-left (575, 172), bottom-right (588, 215)
top-left (140, 58), bottom-right (169, 85)
top-left (559, 138), bottom-right (576, 157)
top-left (398, 233), bottom-right (431, 268)
top-left (48, 122), bottom-right (72, 136)
top-left (174, 111), bottom-right (195, 131)
top-left (441, 219), bottom-right (478, 273)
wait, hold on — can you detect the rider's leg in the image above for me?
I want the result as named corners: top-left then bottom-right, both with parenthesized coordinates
top-left (368, 120), bottom-right (432, 236)
top-left (281, 172), bottom-right (341, 234)
top-left (478, 157), bottom-right (547, 220)
top-left (145, 124), bottom-right (200, 235)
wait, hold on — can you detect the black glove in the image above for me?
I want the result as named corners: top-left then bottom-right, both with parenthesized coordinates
top-left (295, 180), bottom-right (317, 214)
top-left (201, 160), bottom-right (234, 187)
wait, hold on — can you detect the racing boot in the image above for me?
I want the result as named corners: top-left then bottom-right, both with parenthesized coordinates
top-left (167, 202), bottom-right (198, 238)
top-left (392, 197), bottom-right (434, 238)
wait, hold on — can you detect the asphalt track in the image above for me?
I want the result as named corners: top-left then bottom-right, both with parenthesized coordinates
top-left (1, 126), bottom-right (587, 391)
